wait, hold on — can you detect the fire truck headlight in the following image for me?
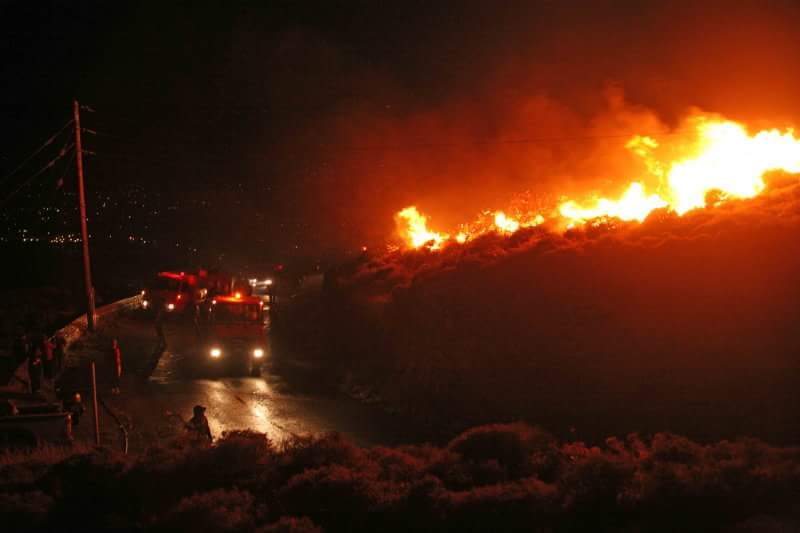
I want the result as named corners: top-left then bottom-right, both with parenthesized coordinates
top-left (253, 348), bottom-right (264, 358)
top-left (142, 300), bottom-right (149, 308)
top-left (210, 347), bottom-right (222, 358)
top-left (167, 303), bottom-right (175, 311)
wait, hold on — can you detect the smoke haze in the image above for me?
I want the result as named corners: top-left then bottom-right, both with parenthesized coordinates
top-left (232, 0), bottom-right (800, 252)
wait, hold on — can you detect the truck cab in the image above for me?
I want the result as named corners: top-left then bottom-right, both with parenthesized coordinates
top-left (204, 293), bottom-right (267, 376)
top-left (142, 271), bottom-right (207, 314)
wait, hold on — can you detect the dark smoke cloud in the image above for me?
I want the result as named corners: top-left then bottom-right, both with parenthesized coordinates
top-left (234, 1), bottom-right (800, 254)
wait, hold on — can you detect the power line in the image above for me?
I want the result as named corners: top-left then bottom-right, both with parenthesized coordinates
top-left (89, 133), bottom-right (678, 157)
top-left (84, 102), bottom-right (685, 154)
top-left (33, 149), bottom-right (76, 208)
top-left (323, 131), bottom-right (678, 151)
top-left (0, 143), bottom-right (74, 207)
top-left (0, 119), bottom-right (74, 186)
top-left (87, 124), bottom-right (677, 153)
top-left (55, 149), bottom-right (76, 190)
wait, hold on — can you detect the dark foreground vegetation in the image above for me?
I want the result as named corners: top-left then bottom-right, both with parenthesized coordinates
top-left (1, 423), bottom-right (798, 532)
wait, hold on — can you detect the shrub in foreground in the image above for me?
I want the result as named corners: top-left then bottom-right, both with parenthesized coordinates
top-left (152, 488), bottom-right (257, 532)
top-left (0, 423), bottom-right (798, 532)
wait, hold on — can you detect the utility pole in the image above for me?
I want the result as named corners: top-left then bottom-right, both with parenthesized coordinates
top-left (73, 99), bottom-right (96, 331)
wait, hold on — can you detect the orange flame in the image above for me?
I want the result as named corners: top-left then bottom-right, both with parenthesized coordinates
top-left (559, 118), bottom-right (800, 225)
top-left (396, 116), bottom-right (800, 250)
top-left (667, 120), bottom-right (800, 214)
top-left (396, 206), bottom-right (447, 249)
top-left (559, 182), bottom-right (668, 225)
top-left (494, 212), bottom-right (520, 233)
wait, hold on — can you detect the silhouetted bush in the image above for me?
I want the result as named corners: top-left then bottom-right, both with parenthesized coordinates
top-left (278, 465), bottom-right (377, 530)
top-left (126, 429), bottom-right (274, 513)
top-left (41, 447), bottom-right (135, 530)
top-left (0, 423), bottom-right (798, 532)
top-left (276, 432), bottom-right (369, 484)
top-left (255, 516), bottom-right (322, 533)
top-left (367, 446), bottom-right (425, 483)
top-left (0, 491), bottom-right (52, 532)
top-left (439, 477), bottom-right (560, 531)
top-left (446, 423), bottom-right (560, 484)
top-left (153, 488), bottom-right (257, 532)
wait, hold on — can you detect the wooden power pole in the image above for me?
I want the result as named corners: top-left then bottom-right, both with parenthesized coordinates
top-left (73, 99), bottom-right (96, 331)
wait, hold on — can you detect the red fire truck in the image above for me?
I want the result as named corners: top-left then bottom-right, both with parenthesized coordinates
top-left (204, 292), bottom-right (267, 376)
top-left (142, 271), bottom-right (208, 314)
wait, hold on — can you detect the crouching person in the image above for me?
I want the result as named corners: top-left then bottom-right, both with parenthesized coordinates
top-left (186, 404), bottom-right (213, 445)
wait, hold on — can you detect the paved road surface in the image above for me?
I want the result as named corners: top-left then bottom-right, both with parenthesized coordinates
top-left (72, 311), bottom-right (409, 450)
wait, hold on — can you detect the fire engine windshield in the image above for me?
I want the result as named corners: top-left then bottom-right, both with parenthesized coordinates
top-left (213, 302), bottom-right (260, 323)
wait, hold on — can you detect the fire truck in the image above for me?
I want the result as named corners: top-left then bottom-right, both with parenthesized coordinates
top-left (204, 292), bottom-right (267, 376)
top-left (142, 271), bottom-right (208, 314)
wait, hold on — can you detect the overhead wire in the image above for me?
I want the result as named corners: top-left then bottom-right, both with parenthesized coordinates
top-left (55, 149), bottom-right (76, 190)
top-left (86, 129), bottom-right (680, 161)
top-left (72, 101), bottom-right (698, 159)
top-left (319, 131), bottom-right (678, 151)
top-left (0, 142), bottom-right (75, 207)
top-left (33, 149), bottom-right (77, 209)
top-left (0, 119), bottom-right (74, 186)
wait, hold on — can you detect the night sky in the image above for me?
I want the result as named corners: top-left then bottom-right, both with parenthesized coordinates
top-left (3, 0), bottom-right (800, 274)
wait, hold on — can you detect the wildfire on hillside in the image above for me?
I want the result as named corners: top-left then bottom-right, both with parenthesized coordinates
top-left (395, 113), bottom-right (800, 249)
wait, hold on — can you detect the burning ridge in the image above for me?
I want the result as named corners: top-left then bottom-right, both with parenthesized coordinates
top-left (393, 113), bottom-right (800, 253)
top-left (347, 173), bottom-right (800, 299)
top-left (325, 177), bottom-right (800, 442)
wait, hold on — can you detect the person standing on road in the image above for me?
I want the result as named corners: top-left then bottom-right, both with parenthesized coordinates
top-left (186, 405), bottom-right (212, 443)
top-left (28, 349), bottom-right (43, 394)
top-left (68, 393), bottom-right (85, 426)
top-left (109, 338), bottom-right (123, 394)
